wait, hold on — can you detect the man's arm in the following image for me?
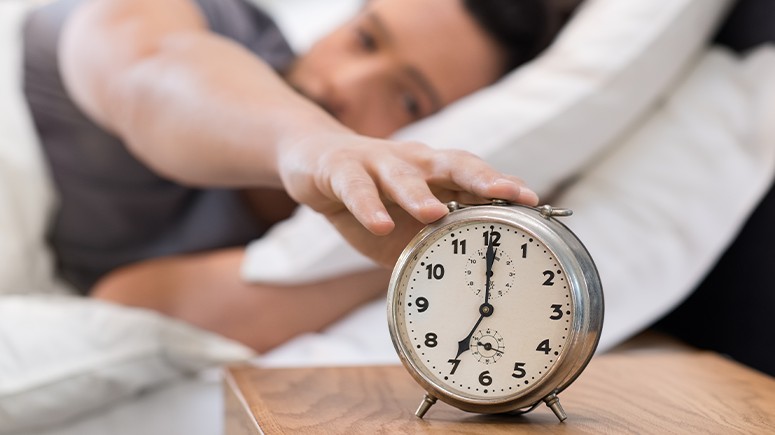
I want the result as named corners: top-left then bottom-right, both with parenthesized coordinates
top-left (59, 0), bottom-right (538, 242)
top-left (91, 248), bottom-right (391, 353)
top-left (59, 0), bottom-right (324, 188)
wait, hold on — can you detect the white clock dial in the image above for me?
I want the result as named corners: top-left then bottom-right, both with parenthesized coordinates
top-left (394, 220), bottom-right (573, 402)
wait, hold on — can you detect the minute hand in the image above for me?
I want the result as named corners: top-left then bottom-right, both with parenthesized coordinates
top-left (484, 243), bottom-right (497, 306)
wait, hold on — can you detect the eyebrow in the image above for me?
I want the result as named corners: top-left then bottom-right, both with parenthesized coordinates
top-left (366, 13), bottom-right (444, 113)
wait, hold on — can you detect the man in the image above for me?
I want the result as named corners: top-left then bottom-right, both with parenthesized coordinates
top-left (23, 0), bottom-right (566, 351)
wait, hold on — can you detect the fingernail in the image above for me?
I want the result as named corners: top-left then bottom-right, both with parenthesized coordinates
top-left (520, 187), bottom-right (539, 204)
top-left (374, 210), bottom-right (392, 224)
top-left (423, 198), bottom-right (443, 208)
top-left (492, 178), bottom-right (520, 188)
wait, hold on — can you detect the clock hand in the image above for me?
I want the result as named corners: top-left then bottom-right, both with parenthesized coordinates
top-left (453, 302), bottom-right (494, 359)
top-left (476, 342), bottom-right (504, 355)
top-left (484, 243), bottom-right (497, 306)
top-left (453, 245), bottom-right (497, 360)
top-left (454, 313), bottom-right (483, 359)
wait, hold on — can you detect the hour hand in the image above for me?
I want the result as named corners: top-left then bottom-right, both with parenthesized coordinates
top-left (454, 314), bottom-right (484, 359)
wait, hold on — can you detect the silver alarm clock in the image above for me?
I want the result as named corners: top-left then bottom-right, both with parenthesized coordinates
top-left (387, 200), bottom-right (604, 421)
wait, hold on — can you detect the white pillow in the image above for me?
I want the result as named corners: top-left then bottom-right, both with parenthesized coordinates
top-left (0, 295), bottom-right (254, 434)
top-left (396, 0), bottom-right (733, 194)
top-left (560, 46), bottom-right (775, 350)
top-left (242, 0), bottom-right (733, 283)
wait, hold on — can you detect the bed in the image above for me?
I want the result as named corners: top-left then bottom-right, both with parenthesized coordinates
top-left (3, 0), bottom-right (775, 433)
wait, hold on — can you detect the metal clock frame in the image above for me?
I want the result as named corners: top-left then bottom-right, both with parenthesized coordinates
top-left (386, 201), bottom-right (604, 421)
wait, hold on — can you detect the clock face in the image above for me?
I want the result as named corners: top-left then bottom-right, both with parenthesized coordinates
top-left (393, 219), bottom-right (574, 403)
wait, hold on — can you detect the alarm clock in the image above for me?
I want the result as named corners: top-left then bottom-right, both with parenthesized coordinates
top-left (386, 200), bottom-right (604, 421)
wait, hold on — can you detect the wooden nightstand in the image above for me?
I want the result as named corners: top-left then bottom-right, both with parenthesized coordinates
top-left (224, 339), bottom-right (775, 434)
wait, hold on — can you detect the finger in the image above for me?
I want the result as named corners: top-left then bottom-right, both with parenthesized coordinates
top-left (329, 164), bottom-right (395, 235)
top-left (488, 175), bottom-right (539, 206)
top-left (431, 151), bottom-right (539, 205)
top-left (326, 204), bottom-right (424, 268)
top-left (374, 160), bottom-right (450, 224)
top-left (435, 190), bottom-right (491, 205)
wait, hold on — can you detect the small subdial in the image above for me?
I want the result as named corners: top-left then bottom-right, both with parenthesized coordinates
top-left (471, 329), bottom-right (505, 364)
top-left (464, 249), bottom-right (516, 299)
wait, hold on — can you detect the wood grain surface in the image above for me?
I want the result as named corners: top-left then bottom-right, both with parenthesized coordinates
top-left (224, 349), bottom-right (775, 434)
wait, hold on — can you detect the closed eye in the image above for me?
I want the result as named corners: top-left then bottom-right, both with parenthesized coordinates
top-left (401, 92), bottom-right (422, 120)
top-left (356, 28), bottom-right (378, 52)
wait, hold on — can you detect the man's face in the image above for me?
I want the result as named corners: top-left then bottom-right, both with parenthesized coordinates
top-left (285, 0), bottom-right (507, 138)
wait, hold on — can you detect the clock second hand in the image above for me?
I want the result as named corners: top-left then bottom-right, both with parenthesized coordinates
top-left (453, 243), bottom-right (497, 360)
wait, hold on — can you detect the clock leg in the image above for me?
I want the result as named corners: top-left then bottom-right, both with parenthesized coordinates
top-left (415, 393), bottom-right (438, 419)
top-left (543, 393), bottom-right (567, 422)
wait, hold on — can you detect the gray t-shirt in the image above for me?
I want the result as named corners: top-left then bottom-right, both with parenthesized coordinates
top-left (23, 0), bottom-right (296, 293)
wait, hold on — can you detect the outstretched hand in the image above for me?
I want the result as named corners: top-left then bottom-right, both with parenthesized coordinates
top-left (279, 131), bottom-right (538, 267)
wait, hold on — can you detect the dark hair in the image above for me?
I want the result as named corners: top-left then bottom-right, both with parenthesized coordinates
top-left (463, 0), bottom-right (577, 73)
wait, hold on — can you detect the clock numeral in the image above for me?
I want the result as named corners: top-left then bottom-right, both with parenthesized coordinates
top-left (424, 332), bottom-right (438, 348)
top-left (415, 297), bottom-right (429, 313)
top-left (542, 270), bottom-right (555, 286)
top-left (550, 304), bottom-right (563, 320)
top-left (452, 239), bottom-right (467, 255)
top-left (536, 339), bottom-right (552, 355)
top-left (520, 243), bottom-right (528, 258)
top-left (511, 362), bottom-right (527, 379)
top-left (447, 359), bottom-right (461, 375)
top-left (482, 229), bottom-right (501, 247)
top-left (478, 370), bottom-right (493, 386)
top-left (426, 264), bottom-right (445, 280)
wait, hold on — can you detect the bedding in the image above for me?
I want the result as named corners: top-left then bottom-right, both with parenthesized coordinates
top-left (0, 295), bottom-right (254, 434)
top-left (3, 0), bottom-right (775, 434)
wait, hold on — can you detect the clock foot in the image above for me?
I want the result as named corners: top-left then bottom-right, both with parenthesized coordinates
top-left (543, 393), bottom-right (567, 422)
top-left (415, 393), bottom-right (437, 419)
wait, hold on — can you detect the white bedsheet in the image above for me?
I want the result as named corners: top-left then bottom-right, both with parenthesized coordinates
top-left (25, 373), bottom-right (225, 435)
top-left (21, 299), bottom-right (394, 435)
